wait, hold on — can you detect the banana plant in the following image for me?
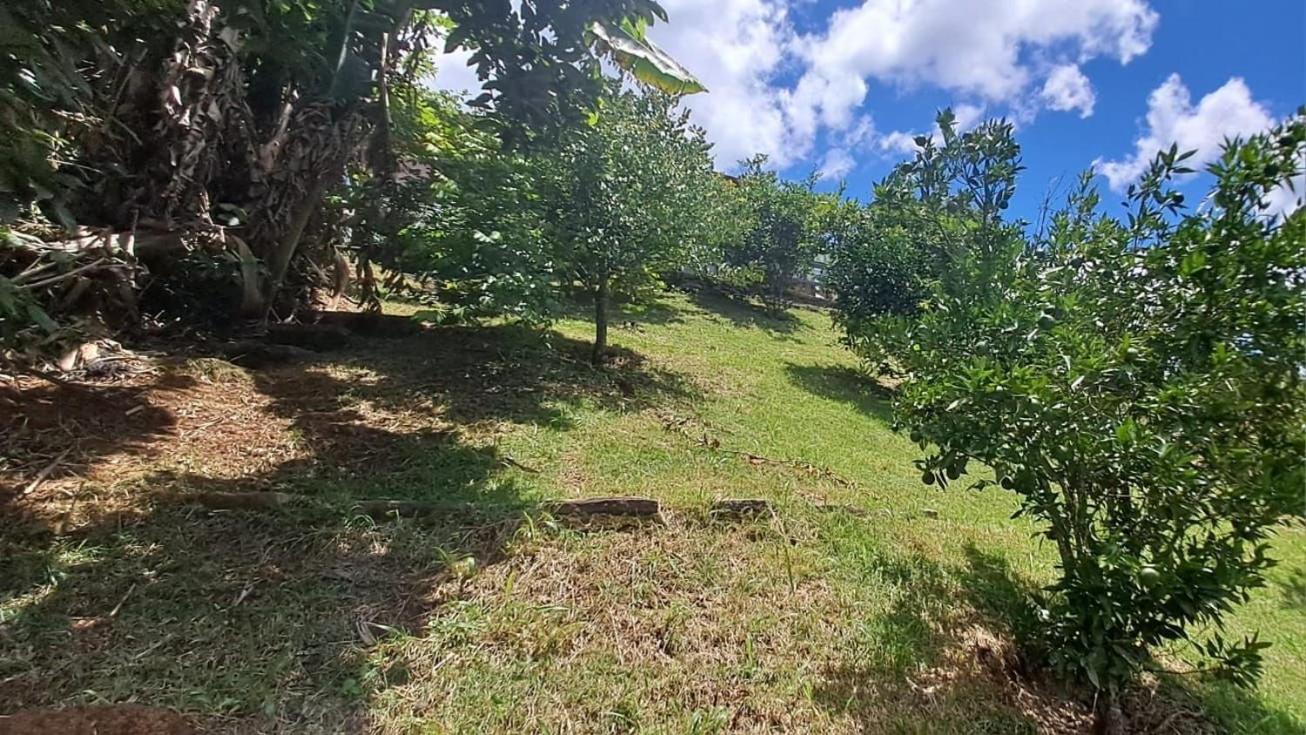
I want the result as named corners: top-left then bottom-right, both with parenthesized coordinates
top-left (429, 0), bottom-right (704, 124)
top-left (589, 16), bottom-right (705, 95)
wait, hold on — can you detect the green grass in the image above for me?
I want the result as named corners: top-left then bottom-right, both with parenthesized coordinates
top-left (2, 290), bottom-right (1302, 732)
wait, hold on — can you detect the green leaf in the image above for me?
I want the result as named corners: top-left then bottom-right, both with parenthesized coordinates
top-left (26, 303), bottom-right (58, 333)
top-left (1178, 250), bottom-right (1206, 277)
top-left (590, 22), bottom-right (706, 95)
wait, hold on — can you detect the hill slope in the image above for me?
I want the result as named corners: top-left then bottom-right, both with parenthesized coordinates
top-left (2, 291), bottom-right (1301, 733)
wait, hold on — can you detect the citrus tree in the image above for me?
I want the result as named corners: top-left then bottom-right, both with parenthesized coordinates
top-left (897, 113), bottom-right (1306, 729)
top-left (722, 157), bottom-right (833, 310)
top-left (827, 110), bottom-right (1022, 369)
top-left (543, 87), bottom-right (718, 363)
top-left (359, 91), bottom-right (556, 324)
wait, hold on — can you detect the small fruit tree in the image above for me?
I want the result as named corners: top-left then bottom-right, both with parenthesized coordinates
top-left (725, 157), bottom-right (829, 310)
top-left (543, 87), bottom-right (719, 364)
top-left (827, 110), bottom-right (1023, 369)
top-left (898, 113), bottom-right (1305, 723)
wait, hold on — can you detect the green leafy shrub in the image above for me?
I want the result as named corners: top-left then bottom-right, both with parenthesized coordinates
top-left (357, 92), bottom-right (558, 325)
top-left (542, 87), bottom-right (721, 363)
top-left (828, 111), bottom-right (1022, 368)
top-left (723, 157), bottom-right (831, 310)
top-left (897, 113), bottom-right (1306, 717)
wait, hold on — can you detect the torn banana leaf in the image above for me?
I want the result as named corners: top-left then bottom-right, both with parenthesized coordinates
top-left (591, 21), bottom-right (706, 96)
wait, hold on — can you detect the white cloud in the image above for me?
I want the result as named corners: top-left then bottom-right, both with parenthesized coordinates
top-left (818, 148), bottom-right (855, 180)
top-left (646, 0), bottom-right (1156, 169)
top-left (426, 1), bottom-right (805, 168)
top-left (879, 103), bottom-right (986, 155)
top-left (428, 46), bottom-right (483, 96)
top-left (1261, 175), bottom-right (1305, 217)
top-left (951, 103), bottom-right (988, 132)
top-left (651, 0), bottom-right (804, 167)
top-left (1041, 64), bottom-right (1096, 118)
top-left (788, 0), bottom-right (1155, 130)
top-left (1097, 74), bottom-right (1276, 192)
top-left (842, 115), bottom-right (878, 148)
top-left (425, 1), bottom-right (1160, 174)
top-left (1097, 74), bottom-right (1301, 217)
top-left (877, 131), bottom-right (920, 156)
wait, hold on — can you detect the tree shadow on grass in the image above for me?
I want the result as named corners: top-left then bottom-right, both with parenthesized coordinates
top-left (811, 538), bottom-right (1302, 733)
top-left (0, 390), bottom-right (535, 729)
top-left (687, 289), bottom-right (802, 340)
top-left (0, 373), bottom-right (195, 509)
top-left (783, 362), bottom-right (895, 425)
top-left (954, 545), bottom-right (1305, 734)
top-left (811, 541), bottom-right (1054, 733)
top-left (0, 495), bottom-right (535, 731)
top-left (0, 323), bottom-right (698, 730)
top-left (1276, 566), bottom-right (1306, 612)
top-left (327, 325), bottom-right (696, 431)
top-left (555, 291), bottom-right (690, 329)
top-left (958, 546), bottom-right (1045, 648)
top-left (809, 527), bottom-right (1300, 731)
top-left (614, 297), bottom-right (689, 327)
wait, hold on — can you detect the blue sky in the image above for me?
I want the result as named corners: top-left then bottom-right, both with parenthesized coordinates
top-left (433, 0), bottom-right (1305, 221)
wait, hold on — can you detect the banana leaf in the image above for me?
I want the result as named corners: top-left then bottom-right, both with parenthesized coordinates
top-left (590, 21), bottom-right (706, 96)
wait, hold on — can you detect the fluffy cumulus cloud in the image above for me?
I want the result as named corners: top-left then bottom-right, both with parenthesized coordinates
top-left (785, 0), bottom-right (1155, 133)
top-left (428, 1), bottom-right (1160, 170)
top-left (1041, 64), bottom-right (1096, 118)
top-left (1097, 74), bottom-right (1301, 216)
top-left (647, 0), bottom-right (1157, 168)
top-left (818, 148), bottom-right (855, 180)
top-left (652, 0), bottom-right (803, 167)
top-left (1097, 74), bottom-right (1275, 190)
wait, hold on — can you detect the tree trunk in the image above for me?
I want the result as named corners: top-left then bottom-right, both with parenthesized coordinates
top-left (1091, 691), bottom-right (1126, 735)
top-left (261, 177), bottom-right (328, 320)
top-left (233, 236), bottom-right (264, 318)
top-left (592, 277), bottom-right (609, 365)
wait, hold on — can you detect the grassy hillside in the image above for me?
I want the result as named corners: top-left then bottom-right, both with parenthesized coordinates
top-left (2, 291), bottom-right (1301, 733)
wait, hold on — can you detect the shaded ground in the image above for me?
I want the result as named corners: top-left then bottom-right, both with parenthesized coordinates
top-left (1, 322), bottom-right (694, 732)
top-left (783, 362), bottom-right (895, 425)
top-left (688, 289), bottom-right (803, 341)
top-left (2, 293), bottom-right (1303, 733)
top-left (0, 704), bottom-right (193, 735)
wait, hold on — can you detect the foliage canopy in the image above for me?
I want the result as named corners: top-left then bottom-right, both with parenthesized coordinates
top-left (541, 87), bottom-right (720, 362)
top-left (871, 109), bottom-right (1306, 719)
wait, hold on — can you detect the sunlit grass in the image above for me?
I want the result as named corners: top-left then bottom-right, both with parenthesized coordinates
top-left (538, 290), bottom-right (1304, 732)
top-left (1, 289), bottom-right (1299, 732)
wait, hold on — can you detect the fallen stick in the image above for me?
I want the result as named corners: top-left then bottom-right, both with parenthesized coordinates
top-left (19, 446), bottom-right (73, 498)
top-left (108, 583), bottom-right (137, 618)
top-left (660, 416), bottom-right (859, 489)
top-left (175, 490), bottom-right (664, 525)
top-left (15, 257), bottom-right (109, 290)
top-left (500, 456), bottom-right (540, 474)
